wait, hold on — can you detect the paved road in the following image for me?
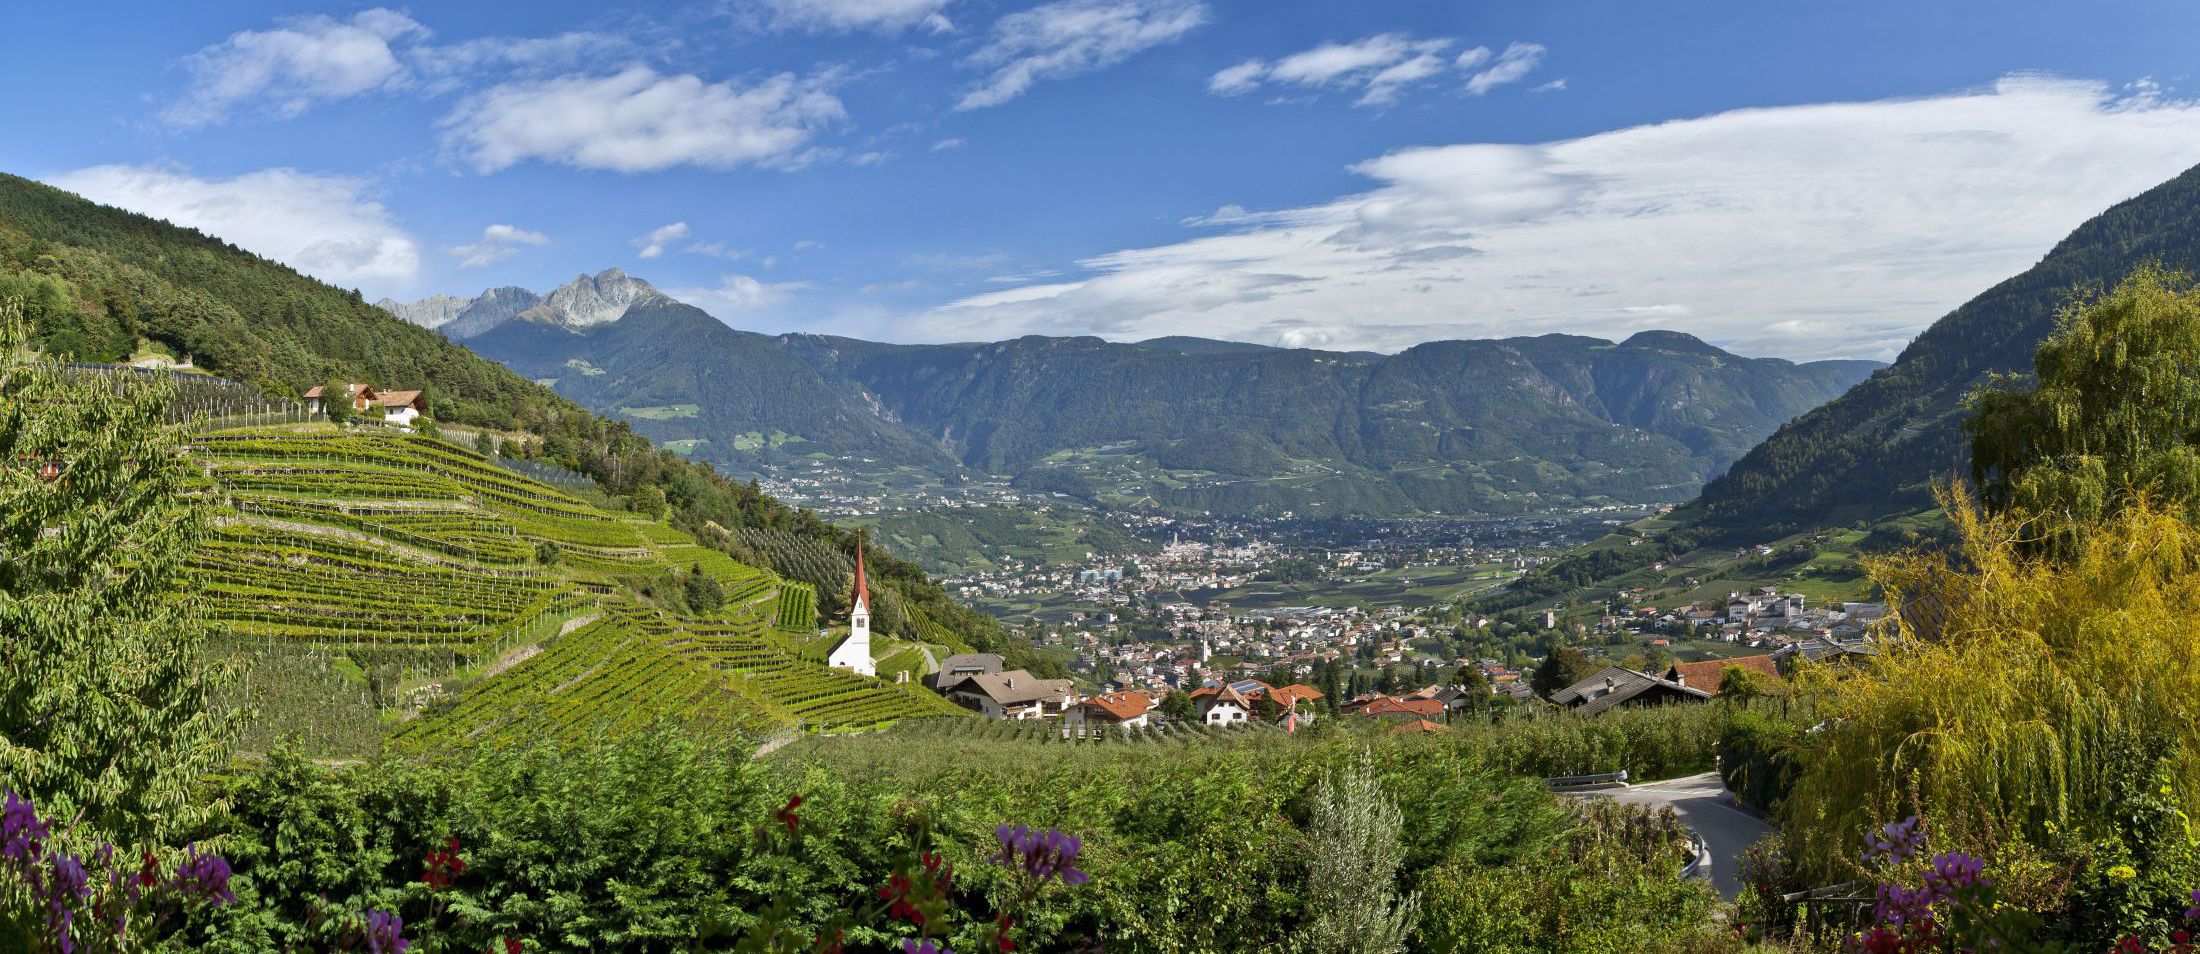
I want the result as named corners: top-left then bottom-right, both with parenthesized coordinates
top-left (1574, 772), bottom-right (1772, 899)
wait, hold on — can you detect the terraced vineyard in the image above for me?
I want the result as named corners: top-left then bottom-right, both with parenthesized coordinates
top-left (190, 423), bottom-right (967, 755)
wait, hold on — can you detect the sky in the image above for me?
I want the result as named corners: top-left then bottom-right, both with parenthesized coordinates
top-left (4, 1), bottom-right (2199, 360)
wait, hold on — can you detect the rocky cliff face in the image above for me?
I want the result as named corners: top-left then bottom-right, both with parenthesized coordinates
top-left (518, 268), bottom-right (667, 330)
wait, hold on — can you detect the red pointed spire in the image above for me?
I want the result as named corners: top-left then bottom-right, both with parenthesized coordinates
top-left (852, 533), bottom-right (869, 612)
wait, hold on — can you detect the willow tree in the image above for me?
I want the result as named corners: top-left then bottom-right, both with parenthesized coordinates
top-left (0, 310), bottom-right (237, 845)
top-left (1967, 265), bottom-right (2200, 551)
top-left (1779, 269), bottom-right (2200, 938)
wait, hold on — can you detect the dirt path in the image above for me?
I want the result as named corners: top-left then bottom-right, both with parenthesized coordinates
top-left (478, 613), bottom-right (600, 681)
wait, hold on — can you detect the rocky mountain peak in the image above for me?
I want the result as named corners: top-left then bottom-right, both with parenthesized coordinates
top-left (522, 268), bottom-right (667, 329)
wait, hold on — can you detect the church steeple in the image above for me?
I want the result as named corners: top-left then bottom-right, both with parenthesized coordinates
top-left (852, 534), bottom-right (870, 613)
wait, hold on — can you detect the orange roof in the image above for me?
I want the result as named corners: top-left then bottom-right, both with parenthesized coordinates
top-left (1081, 691), bottom-right (1156, 721)
top-left (1667, 654), bottom-right (1781, 692)
top-left (1391, 718), bottom-right (1448, 734)
top-left (1360, 696), bottom-right (1445, 718)
top-left (1268, 684), bottom-right (1324, 707)
top-left (377, 389), bottom-right (424, 407)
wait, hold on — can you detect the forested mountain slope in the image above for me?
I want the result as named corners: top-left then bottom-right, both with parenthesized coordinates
top-left (0, 171), bottom-right (1013, 660)
top-left (1686, 160), bottom-right (2200, 534)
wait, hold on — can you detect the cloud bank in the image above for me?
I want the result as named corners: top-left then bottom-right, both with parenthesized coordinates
top-left (49, 165), bottom-right (421, 289)
top-left (917, 77), bottom-right (2200, 361)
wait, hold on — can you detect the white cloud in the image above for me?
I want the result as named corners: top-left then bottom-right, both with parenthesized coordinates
top-left (957, 0), bottom-right (1208, 110)
top-left (669, 273), bottom-right (809, 316)
top-left (166, 9), bottom-right (428, 126)
top-left (441, 65), bottom-right (847, 173)
top-left (1207, 59), bottom-right (1266, 96)
top-left (931, 137), bottom-right (968, 151)
top-left (1531, 78), bottom-right (1567, 93)
top-left (634, 222), bottom-right (691, 259)
top-left (1209, 34), bottom-right (1528, 108)
top-left (1464, 42), bottom-right (1545, 95)
top-left (47, 165), bottom-right (420, 290)
top-left (913, 76), bottom-right (2200, 361)
top-left (448, 223), bottom-right (550, 268)
top-left (746, 0), bottom-right (955, 33)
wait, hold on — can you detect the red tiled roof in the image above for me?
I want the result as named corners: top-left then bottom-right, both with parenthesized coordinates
top-left (1081, 691), bottom-right (1156, 721)
top-left (1268, 684), bottom-right (1324, 707)
top-left (1391, 718), bottom-right (1448, 734)
top-left (1359, 696), bottom-right (1444, 718)
top-left (1667, 654), bottom-right (1781, 692)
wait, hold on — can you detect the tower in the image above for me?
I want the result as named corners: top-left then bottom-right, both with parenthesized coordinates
top-left (828, 533), bottom-right (876, 677)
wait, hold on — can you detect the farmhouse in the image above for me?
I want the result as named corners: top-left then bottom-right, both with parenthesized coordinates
top-left (303, 383), bottom-right (378, 415)
top-left (1549, 666), bottom-right (1712, 716)
top-left (377, 390), bottom-right (427, 427)
top-left (947, 671), bottom-right (1077, 719)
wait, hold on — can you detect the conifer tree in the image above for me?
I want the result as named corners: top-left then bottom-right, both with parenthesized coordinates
top-left (0, 311), bottom-right (237, 844)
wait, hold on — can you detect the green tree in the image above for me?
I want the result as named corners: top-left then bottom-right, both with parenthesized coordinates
top-left (1530, 647), bottom-right (1595, 699)
top-left (321, 378), bottom-right (353, 425)
top-left (684, 563), bottom-right (726, 614)
top-left (0, 312), bottom-right (237, 844)
top-left (1454, 664), bottom-right (1491, 710)
top-left (1717, 664), bottom-right (1766, 704)
top-left (1297, 751), bottom-right (1418, 954)
top-left (1968, 266), bottom-right (2200, 550)
top-left (1157, 690), bottom-right (1196, 722)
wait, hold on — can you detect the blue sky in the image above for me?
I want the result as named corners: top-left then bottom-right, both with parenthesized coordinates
top-left (5, 0), bottom-right (2199, 359)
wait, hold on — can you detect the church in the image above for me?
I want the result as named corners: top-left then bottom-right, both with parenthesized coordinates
top-left (826, 537), bottom-right (876, 677)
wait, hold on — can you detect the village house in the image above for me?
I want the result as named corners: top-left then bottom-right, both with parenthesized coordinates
top-left (1549, 665), bottom-right (1712, 716)
top-left (1662, 654), bottom-right (1782, 695)
top-left (304, 383), bottom-right (430, 429)
top-left (930, 652), bottom-right (1005, 693)
top-left (303, 383), bottom-right (378, 416)
top-left (1067, 690), bottom-right (1158, 728)
top-left (377, 389), bottom-right (428, 427)
top-left (947, 671), bottom-right (1078, 719)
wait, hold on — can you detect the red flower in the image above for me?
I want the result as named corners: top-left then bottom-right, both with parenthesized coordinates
top-left (138, 850), bottom-right (160, 888)
top-left (879, 873), bottom-right (922, 924)
top-left (502, 938), bottom-right (522, 954)
top-left (421, 838), bottom-right (467, 890)
top-left (811, 929), bottom-right (845, 954)
top-left (994, 913), bottom-right (1017, 953)
top-left (775, 796), bottom-right (805, 834)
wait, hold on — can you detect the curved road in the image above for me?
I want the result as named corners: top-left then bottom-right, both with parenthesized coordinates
top-left (1571, 772), bottom-right (1772, 899)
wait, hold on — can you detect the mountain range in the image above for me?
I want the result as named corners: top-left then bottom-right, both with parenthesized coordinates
top-left (381, 276), bottom-right (1883, 517)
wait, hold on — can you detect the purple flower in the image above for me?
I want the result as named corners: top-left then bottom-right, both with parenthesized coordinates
top-left (365, 909), bottom-right (410, 954)
top-left (175, 843), bottom-right (235, 905)
top-left (904, 940), bottom-right (953, 954)
top-left (991, 824), bottom-right (1089, 887)
top-left (1866, 816), bottom-right (1925, 863)
top-left (2185, 887), bottom-right (2200, 921)
top-left (1925, 851), bottom-right (1989, 894)
top-left (2, 788), bottom-right (50, 861)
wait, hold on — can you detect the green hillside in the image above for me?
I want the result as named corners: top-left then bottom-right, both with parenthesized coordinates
top-left (192, 423), bottom-right (960, 756)
top-left (1481, 161), bottom-right (2200, 610)
top-left (1687, 161), bottom-right (2200, 535)
top-left (0, 171), bottom-right (1022, 667)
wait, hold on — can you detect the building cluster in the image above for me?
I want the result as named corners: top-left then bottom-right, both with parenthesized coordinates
top-left (1596, 587), bottom-right (1889, 651)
